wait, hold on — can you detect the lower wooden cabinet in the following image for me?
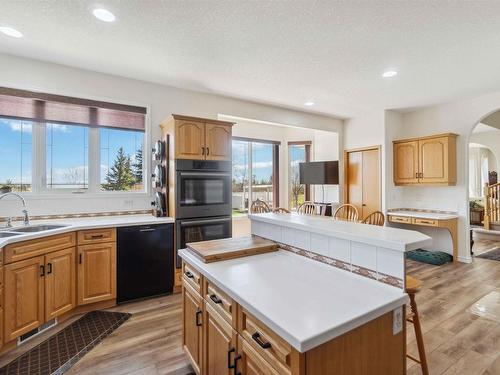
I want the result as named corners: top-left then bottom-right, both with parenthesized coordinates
top-left (204, 303), bottom-right (238, 375)
top-left (238, 335), bottom-right (281, 375)
top-left (77, 242), bottom-right (116, 305)
top-left (4, 256), bottom-right (45, 341)
top-left (183, 281), bottom-right (203, 374)
top-left (45, 247), bottom-right (76, 320)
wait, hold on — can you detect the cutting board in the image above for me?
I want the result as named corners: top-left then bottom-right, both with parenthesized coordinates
top-left (187, 235), bottom-right (278, 263)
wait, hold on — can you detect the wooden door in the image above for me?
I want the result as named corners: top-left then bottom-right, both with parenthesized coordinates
top-left (205, 123), bottom-right (232, 161)
top-left (394, 141), bottom-right (419, 184)
top-left (45, 247), bottom-right (76, 320)
top-left (77, 242), bottom-right (116, 305)
top-left (4, 256), bottom-right (45, 341)
top-left (361, 148), bottom-right (381, 218)
top-left (419, 136), bottom-right (449, 183)
top-left (346, 151), bottom-right (363, 216)
top-left (204, 303), bottom-right (237, 375)
top-left (176, 120), bottom-right (206, 160)
top-left (238, 335), bottom-right (280, 375)
top-left (183, 282), bottom-right (203, 374)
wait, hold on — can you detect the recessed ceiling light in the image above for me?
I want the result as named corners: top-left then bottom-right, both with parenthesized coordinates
top-left (0, 26), bottom-right (23, 38)
top-left (382, 70), bottom-right (398, 78)
top-left (92, 8), bottom-right (116, 22)
top-left (304, 101), bottom-right (315, 106)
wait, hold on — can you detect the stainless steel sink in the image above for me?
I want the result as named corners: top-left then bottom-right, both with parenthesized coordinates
top-left (9, 224), bottom-right (68, 233)
top-left (0, 232), bottom-right (22, 238)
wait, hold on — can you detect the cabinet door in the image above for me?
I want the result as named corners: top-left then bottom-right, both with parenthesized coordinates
top-left (205, 123), bottom-right (232, 161)
top-left (393, 141), bottom-right (419, 184)
top-left (204, 303), bottom-right (237, 375)
top-left (361, 148), bottom-right (381, 218)
top-left (238, 335), bottom-right (280, 375)
top-left (45, 247), bottom-right (76, 320)
top-left (4, 256), bottom-right (45, 341)
top-left (419, 136), bottom-right (449, 183)
top-left (176, 120), bottom-right (206, 160)
top-left (77, 243), bottom-right (116, 305)
top-left (183, 281), bottom-right (203, 374)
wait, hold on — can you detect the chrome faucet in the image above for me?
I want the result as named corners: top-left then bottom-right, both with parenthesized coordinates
top-left (0, 192), bottom-right (30, 227)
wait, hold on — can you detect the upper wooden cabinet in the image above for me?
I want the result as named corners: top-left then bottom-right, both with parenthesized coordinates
top-left (161, 114), bottom-right (234, 161)
top-left (393, 133), bottom-right (457, 186)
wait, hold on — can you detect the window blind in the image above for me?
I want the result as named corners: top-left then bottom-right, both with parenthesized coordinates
top-left (0, 87), bottom-right (146, 131)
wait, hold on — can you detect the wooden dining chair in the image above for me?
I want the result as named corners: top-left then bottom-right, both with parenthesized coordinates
top-left (333, 204), bottom-right (359, 222)
top-left (362, 211), bottom-right (385, 226)
top-left (273, 207), bottom-right (291, 214)
top-left (297, 202), bottom-right (317, 215)
top-left (406, 276), bottom-right (429, 375)
top-left (250, 199), bottom-right (271, 214)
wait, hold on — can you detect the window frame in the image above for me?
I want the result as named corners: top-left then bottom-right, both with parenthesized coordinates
top-left (287, 141), bottom-right (312, 210)
top-left (0, 104), bottom-right (151, 197)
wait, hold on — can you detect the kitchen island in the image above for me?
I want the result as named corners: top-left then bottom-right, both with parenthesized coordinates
top-left (180, 214), bottom-right (432, 374)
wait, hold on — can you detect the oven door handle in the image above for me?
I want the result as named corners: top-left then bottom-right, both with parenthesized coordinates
top-left (178, 171), bottom-right (231, 178)
top-left (180, 218), bottom-right (232, 227)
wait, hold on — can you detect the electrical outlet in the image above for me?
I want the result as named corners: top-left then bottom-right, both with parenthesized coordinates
top-left (393, 307), bottom-right (403, 335)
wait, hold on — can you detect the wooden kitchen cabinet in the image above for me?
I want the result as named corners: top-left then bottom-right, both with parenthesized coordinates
top-left (161, 114), bottom-right (234, 162)
top-left (77, 242), bottom-right (116, 305)
top-left (45, 247), bottom-right (76, 320)
top-left (4, 256), bottom-right (45, 341)
top-left (238, 335), bottom-right (281, 375)
top-left (183, 281), bottom-right (204, 374)
top-left (203, 303), bottom-right (238, 375)
top-left (393, 133), bottom-right (457, 186)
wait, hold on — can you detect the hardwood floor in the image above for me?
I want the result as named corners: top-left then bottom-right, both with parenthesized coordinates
top-left (1, 256), bottom-right (500, 374)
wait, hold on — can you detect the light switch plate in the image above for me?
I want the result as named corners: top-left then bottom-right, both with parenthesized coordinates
top-left (393, 307), bottom-right (403, 335)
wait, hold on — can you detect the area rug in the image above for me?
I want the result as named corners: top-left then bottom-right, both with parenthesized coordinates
top-left (476, 247), bottom-right (500, 261)
top-left (0, 310), bottom-right (131, 375)
top-left (406, 249), bottom-right (453, 265)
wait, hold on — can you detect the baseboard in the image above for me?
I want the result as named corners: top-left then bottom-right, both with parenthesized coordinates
top-left (458, 255), bottom-right (472, 263)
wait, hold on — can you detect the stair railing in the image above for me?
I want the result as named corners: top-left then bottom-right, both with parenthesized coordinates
top-left (484, 182), bottom-right (500, 230)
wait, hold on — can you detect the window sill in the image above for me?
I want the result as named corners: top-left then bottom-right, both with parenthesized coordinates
top-left (13, 191), bottom-right (151, 200)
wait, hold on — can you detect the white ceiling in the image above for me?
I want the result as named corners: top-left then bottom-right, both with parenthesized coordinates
top-left (1, 1), bottom-right (500, 118)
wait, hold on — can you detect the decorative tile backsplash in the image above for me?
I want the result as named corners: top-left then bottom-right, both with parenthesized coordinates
top-left (0, 210), bottom-right (153, 223)
top-left (252, 220), bottom-right (405, 289)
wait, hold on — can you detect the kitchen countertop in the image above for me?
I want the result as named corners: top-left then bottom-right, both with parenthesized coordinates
top-left (250, 213), bottom-right (431, 252)
top-left (0, 214), bottom-right (174, 248)
top-left (387, 210), bottom-right (459, 220)
top-left (180, 248), bottom-right (408, 353)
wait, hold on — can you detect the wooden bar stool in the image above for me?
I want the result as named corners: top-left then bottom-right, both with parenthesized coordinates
top-left (406, 276), bottom-right (429, 375)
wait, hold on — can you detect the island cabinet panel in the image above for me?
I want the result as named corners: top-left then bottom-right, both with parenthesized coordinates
top-left (4, 256), bottom-right (45, 342)
top-left (77, 242), bottom-right (116, 305)
top-left (204, 279), bottom-right (236, 327)
top-left (45, 247), bottom-right (76, 320)
top-left (205, 123), bottom-right (232, 161)
top-left (305, 311), bottom-right (405, 375)
top-left (183, 280), bottom-right (204, 375)
top-left (203, 303), bottom-right (238, 375)
top-left (183, 262), bottom-right (203, 294)
top-left (176, 120), bottom-right (206, 160)
top-left (238, 335), bottom-right (281, 375)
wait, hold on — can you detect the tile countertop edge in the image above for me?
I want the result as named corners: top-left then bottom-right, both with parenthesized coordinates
top-left (249, 214), bottom-right (432, 252)
top-left (179, 248), bottom-right (409, 353)
top-left (0, 215), bottom-right (174, 248)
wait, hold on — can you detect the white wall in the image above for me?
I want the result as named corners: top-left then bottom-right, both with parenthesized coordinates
top-left (0, 53), bottom-right (342, 217)
top-left (230, 118), bottom-right (339, 208)
top-left (469, 129), bottom-right (500, 171)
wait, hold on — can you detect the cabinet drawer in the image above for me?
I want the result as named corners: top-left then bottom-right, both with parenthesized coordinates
top-left (238, 308), bottom-right (292, 375)
top-left (388, 215), bottom-right (412, 224)
top-left (413, 218), bottom-right (438, 227)
top-left (77, 228), bottom-right (116, 245)
top-left (205, 279), bottom-right (235, 327)
top-left (239, 335), bottom-right (281, 375)
top-left (4, 232), bottom-right (76, 264)
top-left (182, 262), bottom-right (202, 294)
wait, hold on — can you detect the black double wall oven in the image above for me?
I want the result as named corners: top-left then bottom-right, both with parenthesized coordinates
top-left (175, 159), bottom-right (232, 268)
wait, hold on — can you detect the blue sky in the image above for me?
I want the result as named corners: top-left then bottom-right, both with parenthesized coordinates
top-left (0, 118), bottom-right (143, 186)
top-left (232, 140), bottom-right (273, 182)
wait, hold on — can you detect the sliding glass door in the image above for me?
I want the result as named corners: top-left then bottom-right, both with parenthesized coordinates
top-left (232, 138), bottom-right (279, 214)
top-left (288, 142), bottom-right (311, 210)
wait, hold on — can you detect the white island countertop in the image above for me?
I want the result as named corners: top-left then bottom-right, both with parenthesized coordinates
top-left (250, 213), bottom-right (431, 252)
top-left (180, 248), bottom-right (408, 353)
top-left (0, 214), bottom-right (174, 248)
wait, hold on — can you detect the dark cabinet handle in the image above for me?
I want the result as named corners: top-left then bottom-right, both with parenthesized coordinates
top-left (202, 147), bottom-right (205, 155)
top-left (79, 253), bottom-right (82, 264)
top-left (47, 263), bottom-right (52, 274)
top-left (233, 354), bottom-right (241, 375)
top-left (185, 271), bottom-right (194, 279)
top-left (207, 147), bottom-right (210, 156)
top-left (210, 294), bottom-right (222, 304)
top-left (195, 309), bottom-right (202, 326)
top-left (252, 332), bottom-right (271, 349)
top-left (40, 265), bottom-right (45, 277)
top-left (91, 234), bottom-right (104, 239)
top-left (227, 347), bottom-right (235, 369)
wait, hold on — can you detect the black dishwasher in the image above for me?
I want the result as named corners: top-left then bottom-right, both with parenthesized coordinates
top-left (117, 223), bottom-right (174, 303)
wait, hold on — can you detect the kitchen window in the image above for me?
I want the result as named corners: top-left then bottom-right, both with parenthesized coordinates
top-left (288, 141), bottom-right (311, 210)
top-left (0, 87), bottom-right (147, 194)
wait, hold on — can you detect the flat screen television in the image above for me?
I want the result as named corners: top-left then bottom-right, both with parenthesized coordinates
top-left (299, 161), bottom-right (339, 185)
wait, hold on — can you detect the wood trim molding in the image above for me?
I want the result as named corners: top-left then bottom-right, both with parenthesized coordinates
top-left (287, 140), bottom-right (312, 146)
top-left (393, 132), bottom-right (458, 144)
top-left (171, 113), bottom-right (235, 126)
top-left (232, 136), bottom-right (281, 145)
